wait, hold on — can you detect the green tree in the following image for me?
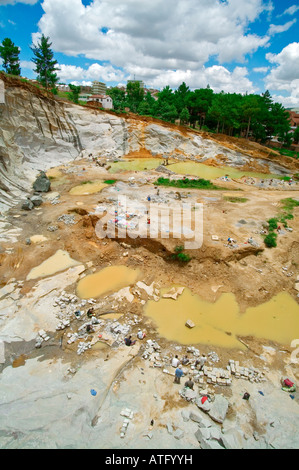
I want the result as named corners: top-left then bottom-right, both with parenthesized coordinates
top-left (186, 87), bottom-right (213, 128)
top-left (241, 94), bottom-right (261, 139)
top-left (271, 102), bottom-right (292, 147)
top-left (179, 107), bottom-right (190, 125)
top-left (0, 38), bottom-right (21, 75)
top-left (107, 87), bottom-right (126, 111)
top-left (174, 82), bottom-right (190, 114)
top-left (292, 127), bottom-right (299, 144)
top-left (126, 81), bottom-right (144, 113)
top-left (31, 34), bottom-right (59, 90)
top-left (68, 84), bottom-right (81, 104)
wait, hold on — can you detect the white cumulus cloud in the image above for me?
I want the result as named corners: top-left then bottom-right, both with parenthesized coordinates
top-left (57, 63), bottom-right (126, 84)
top-left (32, 0), bottom-right (270, 89)
top-left (265, 42), bottom-right (299, 107)
top-left (268, 19), bottom-right (297, 36)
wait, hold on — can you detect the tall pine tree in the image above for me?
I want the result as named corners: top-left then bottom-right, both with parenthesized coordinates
top-left (0, 38), bottom-right (21, 75)
top-left (31, 34), bottom-right (59, 90)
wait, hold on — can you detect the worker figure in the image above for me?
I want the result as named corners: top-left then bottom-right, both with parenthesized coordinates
top-left (184, 377), bottom-right (194, 390)
top-left (171, 355), bottom-right (181, 368)
top-left (174, 366), bottom-right (184, 384)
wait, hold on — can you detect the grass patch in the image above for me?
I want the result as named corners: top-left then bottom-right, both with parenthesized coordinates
top-left (263, 198), bottom-right (298, 247)
top-left (277, 148), bottom-right (299, 159)
top-left (104, 179), bottom-right (117, 184)
top-left (224, 196), bottom-right (248, 203)
top-left (154, 176), bottom-right (220, 190)
top-left (80, 180), bottom-right (93, 185)
top-left (276, 198), bottom-right (299, 228)
top-left (280, 197), bottom-right (299, 212)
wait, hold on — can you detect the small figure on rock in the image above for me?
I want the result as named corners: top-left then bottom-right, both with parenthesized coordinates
top-left (87, 307), bottom-right (94, 318)
top-left (137, 329), bottom-right (146, 340)
top-left (171, 355), bottom-right (181, 368)
top-left (174, 366), bottom-right (184, 384)
top-left (181, 355), bottom-right (189, 365)
top-left (86, 324), bottom-right (95, 334)
top-left (195, 354), bottom-right (207, 370)
top-left (184, 377), bottom-right (194, 390)
top-left (124, 335), bottom-right (136, 346)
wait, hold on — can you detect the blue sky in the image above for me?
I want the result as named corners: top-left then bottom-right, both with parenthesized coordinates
top-left (0, 0), bottom-right (298, 107)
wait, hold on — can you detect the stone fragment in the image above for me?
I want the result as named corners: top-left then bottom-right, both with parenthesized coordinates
top-left (33, 171), bottom-right (51, 192)
top-left (30, 195), bottom-right (43, 207)
top-left (221, 428), bottom-right (244, 449)
top-left (173, 428), bottom-right (184, 440)
top-left (207, 395), bottom-right (229, 424)
top-left (22, 200), bottom-right (34, 211)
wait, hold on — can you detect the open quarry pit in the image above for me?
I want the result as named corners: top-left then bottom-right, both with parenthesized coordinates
top-left (0, 74), bottom-right (299, 449)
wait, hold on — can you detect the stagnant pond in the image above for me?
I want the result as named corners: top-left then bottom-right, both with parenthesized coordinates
top-left (109, 158), bottom-right (279, 180)
top-left (144, 287), bottom-right (299, 349)
top-left (26, 250), bottom-right (81, 280)
top-left (76, 265), bottom-right (141, 299)
top-left (69, 180), bottom-right (108, 195)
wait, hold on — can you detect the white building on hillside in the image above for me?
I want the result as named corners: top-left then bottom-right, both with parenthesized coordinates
top-left (92, 81), bottom-right (107, 95)
top-left (87, 94), bottom-right (113, 109)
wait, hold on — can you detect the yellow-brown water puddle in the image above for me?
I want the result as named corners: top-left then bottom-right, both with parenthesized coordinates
top-left (12, 354), bottom-right (27, 368)
top-left (69, 180), bottom-right (108, 195)
top-left (30, 235), bottom-right (48, 244)
top-left (144, 288), bottom-right (299, 349)
top-left (91, 341), bottom-right (109, 350)
top-left (26, 250), bottom-right (81, 280)
top-left (76, 265), bottom-right (141, 299)
top-left (109, 159), bottom-right (278, 180)
top-left (46, 167), bottom-right (64, 178)
top-left (100, 313), bottom-right (124, 320)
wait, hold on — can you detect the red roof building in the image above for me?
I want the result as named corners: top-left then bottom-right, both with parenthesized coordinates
top-left (288, 111), bottom-right (299, 128)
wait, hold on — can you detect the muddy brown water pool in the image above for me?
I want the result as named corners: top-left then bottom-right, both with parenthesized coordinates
top-left (144, 288), bottom-right (299, 349)
top-left (76, 265), bottom-right (141, 299)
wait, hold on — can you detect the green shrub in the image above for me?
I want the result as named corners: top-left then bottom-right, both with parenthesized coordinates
top-left (176, 252), bottom-right (191, 262)
top-left (267, 218), bottom-right (278, 231)
top-left (264, 232), bottom-right (277, 248)
top-left (104, 179), bottom-right (117, 184)
top-left (171, 245), bottom-right (191, 262)
top-left (154, 177), bottom-right (220, 190)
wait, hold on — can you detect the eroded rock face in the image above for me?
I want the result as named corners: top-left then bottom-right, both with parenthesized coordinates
top-left (0, 75), bottom-right (292, 213)
top-left (0, 77), bottom-right (82, 212)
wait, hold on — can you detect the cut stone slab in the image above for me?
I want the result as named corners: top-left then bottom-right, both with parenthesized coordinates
top-left (200, 439), bottom-right (224, 450)
top-left (207, 395), bottom-right (229, 424)
top-left (221, 428), bottom-right (244, 449)
top-left (185, 319), bottom-right (195, 328)
top-left (173, 428), bottom-right (184, 440)
top-left (162, 287), bottom-right (185, 300)
top-left (181, 409), bottom-right (190, 422)
top-left (189, 411), bottom-right (204, 423)
top-left (196, 397), bottom-right (212, 412)
top-left (195, 426), bottom-right (224, 449)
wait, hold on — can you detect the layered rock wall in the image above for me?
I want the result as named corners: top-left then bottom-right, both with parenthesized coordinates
top-left (0, 76), bottom-right (82, 211)
top-left (0, 75), bottom-right (293, 213)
